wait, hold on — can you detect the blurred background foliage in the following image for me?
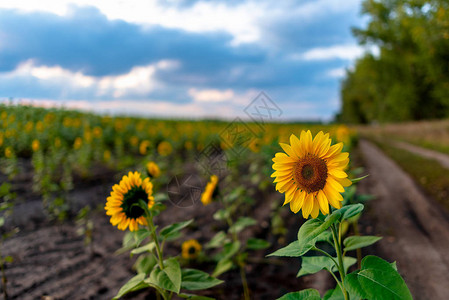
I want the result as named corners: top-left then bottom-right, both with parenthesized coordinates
top-left (338, 0), bottom-right (449, 123)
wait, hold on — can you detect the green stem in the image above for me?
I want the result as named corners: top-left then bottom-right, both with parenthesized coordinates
top-left (331, 225), bottom-right (349, 300)
top-left (138, 200), bottom-right (164, 270)
top-left (312, 246), bottom-right (345, 295)
top-left (239, 260), bottom-right (250, 300)
top-left (138, 200), bottom-right (170, 300)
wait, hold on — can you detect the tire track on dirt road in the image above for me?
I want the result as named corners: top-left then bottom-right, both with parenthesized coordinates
top-left (358, 140), bottom-right (449, 299)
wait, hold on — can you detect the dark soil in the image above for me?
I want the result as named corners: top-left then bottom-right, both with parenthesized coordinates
top-left (1, 162), bottom-right (334, 300)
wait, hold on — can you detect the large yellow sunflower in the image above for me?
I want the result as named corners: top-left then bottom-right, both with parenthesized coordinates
top-left (271, 130), bottom-right (352, 219)
top-left (105, 171), bottom-right (155, 231)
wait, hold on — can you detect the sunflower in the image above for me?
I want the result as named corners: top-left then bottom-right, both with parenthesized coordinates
top-left (146, 161), bottom-right (161, 178)
top-left (157, 141), bottom-right (173, 156)
top-left (201, 175), bottom-right (218, 206)
top-left (271, 131), bottom-right (352, 219)
top-left (31, 139), bottom-right (40, 152)
top-left (182, 239), bottom-right (202, 259)
top-left (139, 140), bottom-right (151, 155)
top-left (105, 171), bottom-right (155, 231)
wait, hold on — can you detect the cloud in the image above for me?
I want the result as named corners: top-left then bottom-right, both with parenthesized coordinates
top-left (189, 88), bottom-right (234, 102)
top-left (325, 67), bottom-right (347, 78)
top-left (0, 59), bottom-right (177, 100)
top-left (0, 6), bottom-right (264, 77)
top-left (300, 44), bottom-right (364, 61)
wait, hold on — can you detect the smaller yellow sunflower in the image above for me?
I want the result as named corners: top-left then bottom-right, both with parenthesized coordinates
top-left (201, 175), bottom-right (218, 206)
top-left (54, 137), bottom-right (61, 148)
top-left (105, 171), bottom-right (155, 231)
top-left (139, 140), bottom-right (151, 155)
top-left (73, 137), bottom-right (82, 150)
top-left (146, 161), bottom-right (161, 178)
top-left (31, 139), bottom-right (40, 152)
top-left (103, 150), bottom-right (111, 162)
top-left (157, 141), bottom-right (173, 156)
top-left (4, 147), bottom-right (13, 158)
top-left (182, 239), bottom-right (202, 259)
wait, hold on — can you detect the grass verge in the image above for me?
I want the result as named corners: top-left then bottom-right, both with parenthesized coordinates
top-left (369, 138), bottom-right (449, 212)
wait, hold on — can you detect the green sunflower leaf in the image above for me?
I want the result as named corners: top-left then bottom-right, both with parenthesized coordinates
top-left (343, 236), bottom-right (382, 252)
top-left (246, 238), bottom-right (271, 250)
top-left (350, 175), bottom-right (369, 183)
top-left (344, 255), bottom-right (413, 300)
top-left (297, 256), bottom-right (357, 277)
top-left (146, 257), bottom-right (182, 293)
top-left (181, 269), bottom-right (223, 290)
top-left (205, 231), bottom-right (229, 249)
top-left (160, 219), bottom-right (193, 240)
top-left (229, 217), bottom-right (257, 234)
top-left (112, 273), bottom-right (148, 300)
top-left (334, 204), bottom-right (364, 222)
top-left (297, 212), bottom-right (341, 246)
top-left (277, 288), bottom-right (321, 300)
top-left (212, 258), bottom-right (234, 277)
top-left (131, 242), bottom-right (156, 256)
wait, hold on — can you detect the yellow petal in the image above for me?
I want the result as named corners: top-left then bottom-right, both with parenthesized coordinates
top-left (336, 177), bottom-right (352, 187)
top-left (323, 142), bottom-right (343, 159)
top-left (326, 176), bottom-right (345, 193)
top-left (317, 190), bottom-right (329, 214)
top-left (290, 190), bottom-right (306, 213)
top-left (279, 143), bottom-right (297, 158)
top-left (328, 168), bottom-right (348, 178)
top-left (301, 193), bottom-right (314, 218)
top-left (289, 134), bottom-right (303, 158)
top-left (310, 198), bottom-right (320, 218)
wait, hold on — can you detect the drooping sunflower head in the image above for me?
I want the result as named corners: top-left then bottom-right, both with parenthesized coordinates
top-left (146, 161), bottom-right (161, 178)
top-left (271, 130), bottom-right (352, 219)
top-left (201, 175), bottom-right (218, 206)
top-left (182, 239), bottom-right (202, 259)
top-left (105, 171), bottom-right (155, 231)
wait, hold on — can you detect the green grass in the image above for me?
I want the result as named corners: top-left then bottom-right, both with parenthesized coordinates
top-left (371, 138), bottom-right (449, 212)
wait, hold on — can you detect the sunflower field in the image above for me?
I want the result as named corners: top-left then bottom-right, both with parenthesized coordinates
top-left (0, 103), bottom-right (415, 300)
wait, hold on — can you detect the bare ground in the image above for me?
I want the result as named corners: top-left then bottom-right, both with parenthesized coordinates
top-left (358, 139), bottom-right (449, 299)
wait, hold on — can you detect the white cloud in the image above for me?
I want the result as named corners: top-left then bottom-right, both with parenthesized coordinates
top-left (300, 44), bottom-right (364, 61)
top-left (188, 88), bottom-right (234, 103)
top-left (0, 59), bottom-right (179, 99)
top-left (0, 0), bottom-right (363, 45)
top-left (325, 67), bottom-right (346, 78)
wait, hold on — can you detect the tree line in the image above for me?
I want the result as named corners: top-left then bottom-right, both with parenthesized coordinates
top-left (338, 0), bottom-right (449, 123)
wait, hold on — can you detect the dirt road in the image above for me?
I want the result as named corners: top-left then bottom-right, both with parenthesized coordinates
top-left (392, 140), bottom-right (449, 169)
top-left (358, 140), bottom-right (449, 299)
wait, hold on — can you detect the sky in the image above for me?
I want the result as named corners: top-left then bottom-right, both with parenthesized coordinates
top-left (0, 0), bottom-right (372, 121)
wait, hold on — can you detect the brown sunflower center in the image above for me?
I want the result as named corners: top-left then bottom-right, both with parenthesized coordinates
top-left (293, 155), bottom-right (328, 193)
